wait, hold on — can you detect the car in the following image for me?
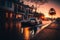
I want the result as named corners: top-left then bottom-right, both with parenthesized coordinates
top-left (55, 18), bottom-right (60, 24)
top-left (29, 18), bottom-right (37, 26)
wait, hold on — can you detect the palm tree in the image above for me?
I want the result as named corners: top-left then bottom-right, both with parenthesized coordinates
top-left (49, 8), bottom-right (56, 19)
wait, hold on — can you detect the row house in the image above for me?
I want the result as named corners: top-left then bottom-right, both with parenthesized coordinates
top-left (0, 0), bottom-right (34, 36)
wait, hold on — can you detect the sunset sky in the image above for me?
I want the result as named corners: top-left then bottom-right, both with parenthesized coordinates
top-left (22, 0), bottom-right (60, 18)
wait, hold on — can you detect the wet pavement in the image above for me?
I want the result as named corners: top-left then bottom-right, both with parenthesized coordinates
top-left (31, 22), bottom-right (60, 40)
top-left (0, 20), bottom-right (60, 40)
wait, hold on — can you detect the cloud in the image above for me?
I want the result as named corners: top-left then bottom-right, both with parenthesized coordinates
top-left (22, 0), bottom-right (48, 5)
top-left (53, 0), bottom-right (60, 5)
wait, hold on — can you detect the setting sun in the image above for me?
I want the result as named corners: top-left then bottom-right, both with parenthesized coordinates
top-left (24, 0), bottom-right (60, 18)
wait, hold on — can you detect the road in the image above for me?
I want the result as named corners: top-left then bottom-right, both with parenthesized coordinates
top-left (31, 21), bottom-right (60, 40)
top-left (1, 20), bottom-right (60, 40)
top-left (36, 20), bottom-right (52, 34)
top-left (23, 20), bottom-right (52, 40)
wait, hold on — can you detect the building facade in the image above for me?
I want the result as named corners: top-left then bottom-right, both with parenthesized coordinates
top-left (0, 0), bottom-right (34, 40)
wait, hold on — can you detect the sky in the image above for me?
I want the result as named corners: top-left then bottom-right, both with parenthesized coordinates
top-left (22, 0), bottom-right (60, 18)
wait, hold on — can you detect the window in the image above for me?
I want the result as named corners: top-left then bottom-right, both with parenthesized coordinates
top-left (14, 4), bottom-right (18, 13)
top-left (10, 12), bottom-right (13, 18)
top-left (5, 1), bottom-right (12, 8)
top-left (13, 0), bottom-right (20, 2)
top-left (0, 0), bottom-right (5, 6)
top-left (6, 12), bottom-right (8, 18)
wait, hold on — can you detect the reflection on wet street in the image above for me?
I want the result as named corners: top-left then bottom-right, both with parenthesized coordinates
top-left (5, 21), bottom-right (30, 40)
top-left (4, 20), bottom-right (52, 40)
top-left (23, 27), bottom-right (30, 40)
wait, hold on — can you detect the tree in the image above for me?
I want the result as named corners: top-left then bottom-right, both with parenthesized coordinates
top-left (39, 13), bottom-right (45, 19)
top-left (34, 12), bottom-right (45, 19)
top-left (55, 17), bottom-right (60, 24)
top-left (33, 12), bottom-right (40, 18)
top-left (49, 8), bottom-right (56, 19)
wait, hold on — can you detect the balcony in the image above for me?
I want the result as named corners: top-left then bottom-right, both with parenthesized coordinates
top-left (0, 0), bottom-right (14, 12)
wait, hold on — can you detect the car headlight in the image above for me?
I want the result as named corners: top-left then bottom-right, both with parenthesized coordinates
top-left (30, 20), bottom-right (35, 23)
